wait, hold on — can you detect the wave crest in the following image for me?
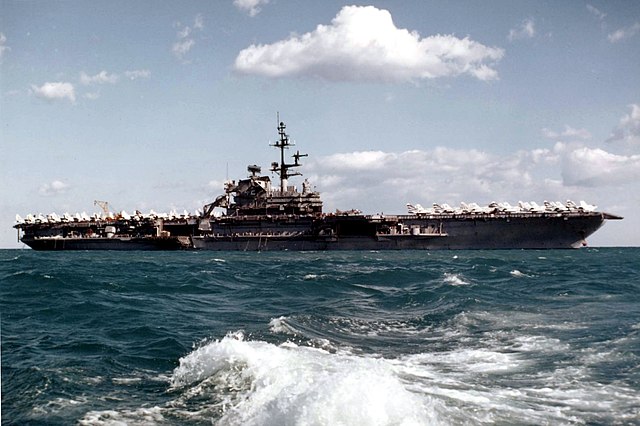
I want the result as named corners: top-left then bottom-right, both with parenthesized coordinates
top-left (171, 332), bottom-right (440, 425)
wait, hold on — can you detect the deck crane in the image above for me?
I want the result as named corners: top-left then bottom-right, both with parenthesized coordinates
top-left (94, 200), bottom-right (110, 216)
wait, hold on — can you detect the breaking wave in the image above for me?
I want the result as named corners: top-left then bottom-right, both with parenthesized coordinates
top-left (169, 331), bottom-right (442, 425)
top-left (4, 249), bottom-right (639, 425)
top-left (443, 273), bottom-right (470, 286)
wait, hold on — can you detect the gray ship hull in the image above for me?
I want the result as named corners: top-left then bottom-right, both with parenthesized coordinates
top-left (191, 213), bottom-right (610, 251)
top-left (21, 236), bottom-right (185, 251)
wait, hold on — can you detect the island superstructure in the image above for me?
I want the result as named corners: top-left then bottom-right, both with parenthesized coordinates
top-left (14, 121), bottom-right (622, 250)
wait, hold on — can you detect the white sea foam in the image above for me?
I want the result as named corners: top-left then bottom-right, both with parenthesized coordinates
top-left (112, 377), bottom-right (143, 385)
top-left (452, 310), bottom-right (592, 344)
top-left (443, 273), bottom-right (470, 286)
top-left (79, 407), bottom-right (165, 425)
top-left (326, 317), bottom-right (424, 339)
top-left (268, 316), bottom-right (298, 335)
top-left (170, 331), bottom-right (444, 425)
top-left (510, 335), bottom-right (569, 353)
top-left (32, 397), bottom-right (87, 416)
top-left (403, 348), bottom-right (522, 374)
top-left (80, 321), bottom-right (639, 425)
top-left (391, 333), bottom-right (640, 424)
top-left (510, 269), bottom-right (531, 277)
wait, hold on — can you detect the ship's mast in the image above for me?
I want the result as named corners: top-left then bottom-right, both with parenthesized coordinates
top-left (271, 120), bottom-right (307, 193)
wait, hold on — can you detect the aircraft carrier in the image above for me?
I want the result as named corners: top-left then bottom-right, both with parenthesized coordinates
top-left (14, 121), bottom-right (622, 250)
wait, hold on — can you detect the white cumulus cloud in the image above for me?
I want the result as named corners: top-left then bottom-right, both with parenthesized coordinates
top-left (31, 82), bottom-right (76, 103)
top-left (124, 69), bottom-right (151, 80)
top-left (586, 4), bottom-right (607, 22)
top-left (80, 70), bottom-right (119, 85)
top-left (562, 146), bottom-right (640, 187)
top-left (0, 32), bottom-right (10, 59)
top-left (607, 104), bottom-right (640, 145)
top-left (322, 151), bottom-right (392, 171)
top-left (234, 5), bottom-right (504, 83)
top-left (193, 13), bottom-right (204, 30)
top-left (39, 180), bottom-right (70, 196)
top-left (172, 14), bottom-right (204, 61)
top-left (306, 147), bottom-right (539, 211)
top-left (542, 125), bottom-right (591, 140)
top-left (301, 141), bottom-right (638, 214)
top-left (234, 0), bottom-right (269, 17)
top-left (172, 39), bottom-right (195, 59)
top-left (83, 91), bottom-right (100, 100)
top-left (75, 69), bottom-right (150, 100)
top-left (608, 22), bottom-right (640, 43)
top-left (508, 18), bottom-right (536, 41)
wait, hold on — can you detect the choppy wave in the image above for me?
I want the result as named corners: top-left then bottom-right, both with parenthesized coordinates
top-left (2, 249), bottom-right (639, 425)
top-left (78, 312), bottom-right (639, 425)
top-left (168, 331), bottom-right (440, 425)
top-left (443, 272), bottom-right (470, 286)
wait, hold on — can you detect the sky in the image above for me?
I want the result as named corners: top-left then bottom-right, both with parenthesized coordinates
top-left (1, 0), bottom-right (639, 248)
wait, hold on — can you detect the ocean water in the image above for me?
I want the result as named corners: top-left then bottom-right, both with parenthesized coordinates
top-left (1, 248), bottom-right (639, 425)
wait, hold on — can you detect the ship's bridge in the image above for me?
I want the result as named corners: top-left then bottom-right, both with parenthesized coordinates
top-left (202, 120), bottom-right (323, 218)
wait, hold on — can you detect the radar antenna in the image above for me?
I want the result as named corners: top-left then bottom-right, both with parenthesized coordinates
top-left (270, 119), bottom-right (306, 193)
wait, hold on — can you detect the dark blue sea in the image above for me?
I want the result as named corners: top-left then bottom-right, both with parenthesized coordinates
top-left (2, 248), bottom-right (639, 425)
